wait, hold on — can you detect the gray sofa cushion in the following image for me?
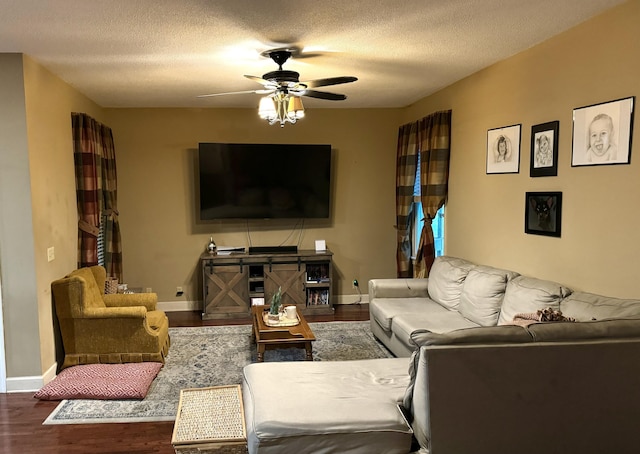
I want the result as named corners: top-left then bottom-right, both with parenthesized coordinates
top-left (526, 318), bottom-right (640, 341)
top-left (410, 325), bottom-right (533, 346)
top-left (498, 276), bottom-right (572, 325)
top-left (427, 256), bottom-right (475, 310)
top-left (560, 291), bottom-right (640, 321)
top-left (242, 358), bottom-right (413, 454)
top-left (459, 265), bottom-right (520, 326)
top-left (392, 310), bottom-right (479, 349)
top-left (369, 298), bottom-right (447, 332)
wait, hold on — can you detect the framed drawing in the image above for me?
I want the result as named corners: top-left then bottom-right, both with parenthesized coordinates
top-left (486, 124), bottom-right (521, 174)
top-left (530, 121), bottom-right (559, 177)
top-left (571, 96), bottom-right (635, 166)
top-left (525, 191), bottom-right (562, 237)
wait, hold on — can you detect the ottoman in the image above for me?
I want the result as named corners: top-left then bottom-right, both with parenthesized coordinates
top-left (172, 385), bottom-right (248, 453)
top-left (242, 357), bottom-right (413, 454)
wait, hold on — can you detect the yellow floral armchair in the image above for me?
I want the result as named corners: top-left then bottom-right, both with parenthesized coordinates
top-left (51, 266), bottom-right (170, 369)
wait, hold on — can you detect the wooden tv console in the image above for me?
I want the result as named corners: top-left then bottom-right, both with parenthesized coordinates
top-left (200, 249), bottom-right (333, 320)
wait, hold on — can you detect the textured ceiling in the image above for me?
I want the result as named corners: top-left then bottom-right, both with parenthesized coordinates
top-left (0, 0), bottom-right (625, 108)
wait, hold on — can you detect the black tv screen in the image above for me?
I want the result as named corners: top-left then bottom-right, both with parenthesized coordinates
top-left (198, 143), bottom-right (331, 219)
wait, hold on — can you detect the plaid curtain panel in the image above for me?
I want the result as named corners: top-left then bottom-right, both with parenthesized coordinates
top-left (415, 110), bottom-right (451, 277)
top-left (100, 125), bottom-right (123, 281)
top-left (395, 122), bottom-right (418, 278)
top-left (72, 114), bottom-right (102, 269)
top-left (72, 113), bottom-right (123, 281)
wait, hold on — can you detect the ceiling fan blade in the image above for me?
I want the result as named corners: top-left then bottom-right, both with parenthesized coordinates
top-left (301, 89), bottom-right (347, 101)
top-left (301, 76), bottom-right (357, 88)
top-left (244, 74), bottom-right (279, 87)
top-left (197, 89), bottom-right (272, 98)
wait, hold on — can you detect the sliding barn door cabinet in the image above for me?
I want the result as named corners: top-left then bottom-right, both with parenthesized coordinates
top-left (200, 250), bottom-right (333, 320)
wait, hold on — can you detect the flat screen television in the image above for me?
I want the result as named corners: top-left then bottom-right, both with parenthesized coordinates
top-left (198, 143), bottom-right (332, 220)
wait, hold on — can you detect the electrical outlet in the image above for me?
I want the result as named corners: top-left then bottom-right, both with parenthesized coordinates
top-left (352, 279), bottom-right (359, 288)
top-left (176, 286), bottom-right (184, 297)
top-left (145, 287), bottom-right (152, 293)
top-left (47, 246), bottom-right (55, 262)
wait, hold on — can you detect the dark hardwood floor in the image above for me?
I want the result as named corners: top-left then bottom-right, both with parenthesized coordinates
top-left (0, 304), bottom-right (369, 454)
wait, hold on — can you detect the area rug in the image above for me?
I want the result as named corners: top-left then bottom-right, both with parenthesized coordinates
top-left (44, 321), bottom-right (393, 425)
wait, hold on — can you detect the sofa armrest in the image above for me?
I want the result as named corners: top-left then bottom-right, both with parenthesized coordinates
top-left (83, 306), bottom-right (147, 319)
top-left (368, 278), bottom-right (429, 300)
top-left (104, 292), bottom-right (158, 311)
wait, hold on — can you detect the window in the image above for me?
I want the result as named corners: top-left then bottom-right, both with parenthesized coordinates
top-left (411, 202), bottom-right (444, 258)
top-left (411, 153), bottom-right (445, 259)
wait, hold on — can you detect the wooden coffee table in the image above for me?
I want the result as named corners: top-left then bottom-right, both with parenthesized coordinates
top-left (251, 306), bottom-right (316, 362)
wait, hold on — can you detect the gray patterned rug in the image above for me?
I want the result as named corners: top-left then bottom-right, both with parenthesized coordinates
top-left (44, 321), bottom-right (393, 425)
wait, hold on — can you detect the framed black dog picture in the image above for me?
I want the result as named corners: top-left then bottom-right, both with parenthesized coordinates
top-left (525, 192), bottom-right (562, 237)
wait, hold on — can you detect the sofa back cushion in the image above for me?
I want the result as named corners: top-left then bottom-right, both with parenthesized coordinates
top-left (459, 265), bottom-right (520, 326)
top-left (427, 256), bottom-right (475, 310)
top-left (560, 292), bottom-right (640, 321)
top-left (526, 318), bottom-right (640, 341)
top-left (497, 276), bottom-right (572, 325)
top-left (410, 325), bottom-right (533, 346)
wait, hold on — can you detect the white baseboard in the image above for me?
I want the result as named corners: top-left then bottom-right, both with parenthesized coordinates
top-left (334, 294), bottom-right (369, 305)
top-left (6, 361), bottom-right (57, 393)
top-left (157, 295), bottom-right (367, 312)
top-left (157, 300), bottom-right (201, 312)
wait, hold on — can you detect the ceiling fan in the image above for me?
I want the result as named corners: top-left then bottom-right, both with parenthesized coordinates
top-left (198, 48), bottom-right (358, 126)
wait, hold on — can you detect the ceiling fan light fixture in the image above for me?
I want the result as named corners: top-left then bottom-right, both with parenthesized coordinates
top-left (258, 91), bottom-right (304, 127)
top-left (288, 96), bottom-right (305, 120)
top-left (258, 96), bottom-right (276, 119)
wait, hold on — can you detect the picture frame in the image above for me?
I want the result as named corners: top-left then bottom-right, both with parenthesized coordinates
top-left (571, 96), bottom-right (635, 166)
top-left (486, 124), bottom-right (521, 174)
top-left (525, 191), bottom-right (562, 237)
top-left (530, 121), bottom-right (559, 177)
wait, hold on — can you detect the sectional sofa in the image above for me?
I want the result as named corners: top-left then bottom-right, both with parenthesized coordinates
top-left (242, 256), bottom-right (640, 453)
top-left (369, 255), bottom-right (640, 358)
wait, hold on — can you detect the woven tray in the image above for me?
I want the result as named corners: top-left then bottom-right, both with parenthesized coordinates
top-left (263, 312), bottom-right (300, 327)
top-left (172, 385), bottom-right (247, 454)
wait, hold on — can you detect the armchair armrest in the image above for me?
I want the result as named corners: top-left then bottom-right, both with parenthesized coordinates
top-left (104, 292), bottom-right (158, 311)
top-left (83, 306), bottom-right (147, 318)
top-left (368, 278), bottom-right (430, 300)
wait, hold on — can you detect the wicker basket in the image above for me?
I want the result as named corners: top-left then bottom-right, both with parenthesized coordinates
top-left (172, 385), bottom-right (248, 454)
top-left (104, 277), bottom-right (119, 295)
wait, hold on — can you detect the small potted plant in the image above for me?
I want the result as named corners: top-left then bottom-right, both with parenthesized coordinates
top-left (267, 287), bottom-right (282, 322)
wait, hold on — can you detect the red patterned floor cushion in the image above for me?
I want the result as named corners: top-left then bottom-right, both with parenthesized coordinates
top-left (34, 362), bottom-right (163, 400)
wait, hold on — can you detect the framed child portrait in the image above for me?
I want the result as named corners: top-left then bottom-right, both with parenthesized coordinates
top-left (571, 96), bottom-right (635, 167)
top-left (525, 191), bottom-right (562, 238)
top-left (486, 124), bottom-right (521, 174)
top-left (530, 121), bottom-right (559, 177)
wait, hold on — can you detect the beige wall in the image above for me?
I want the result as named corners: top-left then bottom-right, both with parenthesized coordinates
top-left (0, 54), bottom-right (104, 379)
top-left (104, 108), bottom-right (401, 303)
top-left (22, 56), bottom-right (106, 373)
top-left (404, 0), bottom-right (640, 297)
